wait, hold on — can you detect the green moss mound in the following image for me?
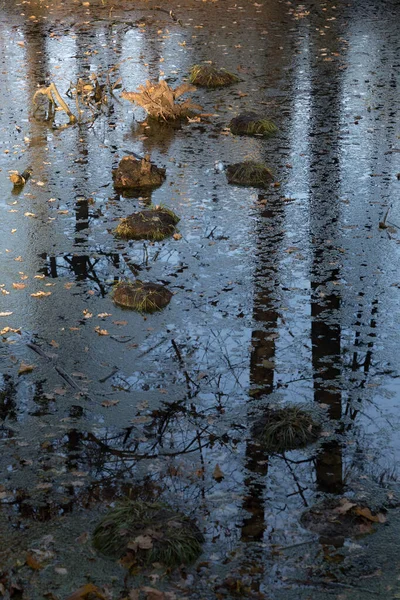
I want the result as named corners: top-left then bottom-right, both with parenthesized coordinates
top-left (112, 281), bottom-right (172, 313)
top-left (112, 155), bottom-right (166, 191)
top-left (93, 499), bottom-right (204, 567)
top-left (114, 207), bottom-right (180, 241)
top-left (229, 111), bottom-right (278, 137)
top-left (226, 161), bottom-right (274, 188)
top-left (253, 405), bottom-right (320, 453)
top-left (189, 65), bottom-right (240, 88)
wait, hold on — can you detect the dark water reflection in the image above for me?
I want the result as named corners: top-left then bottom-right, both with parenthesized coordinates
top-left (1, 0), bottom-right (400, 598)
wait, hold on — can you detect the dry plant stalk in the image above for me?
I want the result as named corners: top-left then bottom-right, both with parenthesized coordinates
top-left (33, 82), bottom-right (76, 123)
top-left (121, 80), bottom-right (202, 121)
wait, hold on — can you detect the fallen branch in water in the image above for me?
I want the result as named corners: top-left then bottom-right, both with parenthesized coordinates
top-left (33, 82), bottom-right (76, 124)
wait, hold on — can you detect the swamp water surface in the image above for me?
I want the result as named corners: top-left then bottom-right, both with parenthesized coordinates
top-left (1, 0), bottom-right (400, 598)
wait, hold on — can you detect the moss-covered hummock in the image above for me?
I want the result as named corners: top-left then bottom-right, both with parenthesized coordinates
top-left (114, 206), bottom-right (180, 241)
top-left (112, 281), bottom-right (172, 313)
top-left (112, 155), bottom-right (166, 191)
top-left (93, 499), bottom-right (204, 567)
top-left (226, 161), bottom-right (274, 188)
top-left (252, 405), bottom-right (320, 453)
top-left (189, 65), bottom-right (240, 88)
top-left (229, 111), bottom-right (278, 137)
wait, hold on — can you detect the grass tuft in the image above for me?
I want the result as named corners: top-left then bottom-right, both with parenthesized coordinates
top-left (93, 499), bottom-right (204, 567)
top-left (189, 65), bottom-right (240, 88)
top-left (114, 206), bottom-right (180, 241)
top-left (230, 112), bottom-right (278, 137)
top-left (226, 161), bottom-right (274, 188)
top-left (112, 280), bottom-right (172, 313)
top-left (253, 405), bottom-right (320, 453)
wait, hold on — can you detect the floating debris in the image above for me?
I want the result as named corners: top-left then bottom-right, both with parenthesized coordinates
top-left (189, 64), bottom-right (240, 88)
top-left (121, 80), bottom-right (202, 121)
top-left (229, 111), bottom-right (278, 137)
top-left (93, 499), bottom-right (204, 567)
top-left (112, 281), bottom-right (173, 312)
top-left (9, 167), bottom-right (33, 188)
top-left (226, 161), bottom-right (274, 188)
top-left (301, 497), bottom-right (387, 541)
top-left (114, 206), bottom-right (180, 241)
top-left (112, 155), bottom-right (166, 191)
top-left (252, 405), bottom-right (321, 453)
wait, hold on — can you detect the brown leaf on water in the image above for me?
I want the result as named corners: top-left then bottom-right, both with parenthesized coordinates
top-left (65, 584), bottom-right (106, 600)
top-left (354, 506), bottom-right (386, 523)
top-left (31, 291), bottom-right (52, 297)
top-left (101, 399), bottom-right (120, 407)
top-left (95, 326), bottom-right (109, 336)
top-left (213, 464), bottom-right (224, 482)
top-left (141, 588), bottom-right (165, 600)
top-left (26, 553), bottom-right (43, 570)
top-left (333, 498), bottom-right (357, 514)
top-left (18, 362), bottom-right (35, 375)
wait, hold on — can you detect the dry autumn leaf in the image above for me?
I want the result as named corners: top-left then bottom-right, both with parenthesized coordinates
top-left (101, 399), bottom-right (120, 407)
top-left (26, 554), bottom-right (43, 570)
top-left (18, 362), bottom-right (35, 375)
top-left (213, 464), bottom-right (224, 481)
top-left (354, 506), bottom-right (386, 523)
top-left (31, 291), bottom-right (52, 298)
top-left (0, 311), bottom-right (13, 317)
top-left (65, 584), bottom-right (106, 600)
top-left (95, 326), bottom-right (109, 336)
top-left (12, 282), bottom-right (26, 290)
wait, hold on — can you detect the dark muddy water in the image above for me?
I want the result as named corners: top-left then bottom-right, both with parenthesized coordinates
top-left (1, 0), bottom-right (400, 598)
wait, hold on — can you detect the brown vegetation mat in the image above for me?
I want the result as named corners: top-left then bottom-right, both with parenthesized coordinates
top-left (114, 207), bottom-right (180, 241)
top-left (112, 281), bottom-right (172, 312)
top-left (112, 155), bottom-right (166, 190)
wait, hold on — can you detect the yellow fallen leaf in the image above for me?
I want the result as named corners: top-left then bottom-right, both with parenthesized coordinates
top-left (34, 274), bottom-right (46, 279)
top-left (354, 506), bottom-right (386, 523)
top-left (0, 311), bottom-right (13, 317)
top-left (97, 313), bottom-right (112, 318)
top-left (173, 233), bottom-right (182, 240)
top-left (31, 291), bottom-right (52, 297)
top-left (18, 362), bottom-right (35, 375)
top-left (24, 212), bottom-right (36, 218)
top-left (11, 229), bottom-right (17, 234)
top-left (12, 283), bottom-right (26, 290)
top-left (0, 327), bottom-right (21, 335)
top-left (95, 326), bottom-right (109, 336)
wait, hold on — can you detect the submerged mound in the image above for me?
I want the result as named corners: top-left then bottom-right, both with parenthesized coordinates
top-left (252, 405), bottom-right (320, 453)
top-left (301, 497), bottom-right (387, 540)
top-left (189, 64), bottom-right (240, 88)
top-left (229, 111), bottom-right (278, 137)
top-left (114, 207), bottom-right (180, 241)
top-left (226, 161), bottom-right (274, 188)
top-left (112, 155), bottom-right (166, 191)
top-left (112, 281), bottom-right (172, 313)
top-left (93, 499), bottom-right (204, 567)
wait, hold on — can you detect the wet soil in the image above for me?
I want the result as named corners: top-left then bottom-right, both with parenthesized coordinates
top-left (1, 0), bottom-right (400, 598)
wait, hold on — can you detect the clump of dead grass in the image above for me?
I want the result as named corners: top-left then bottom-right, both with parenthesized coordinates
top-left (229, 111), bottom-right (278, 137)
top-left (189, 64), bottom-right (240, 88)
top-left (93, 499), bottom-right (204, 567)
top-left (112, 280), bottom-right (172, 313)
top-left (114, 206), bottom-right (180, 241)
top-left (226, 161), bottom-right (274, 188)
top-left (253, 405), bottom-right (321, 453)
